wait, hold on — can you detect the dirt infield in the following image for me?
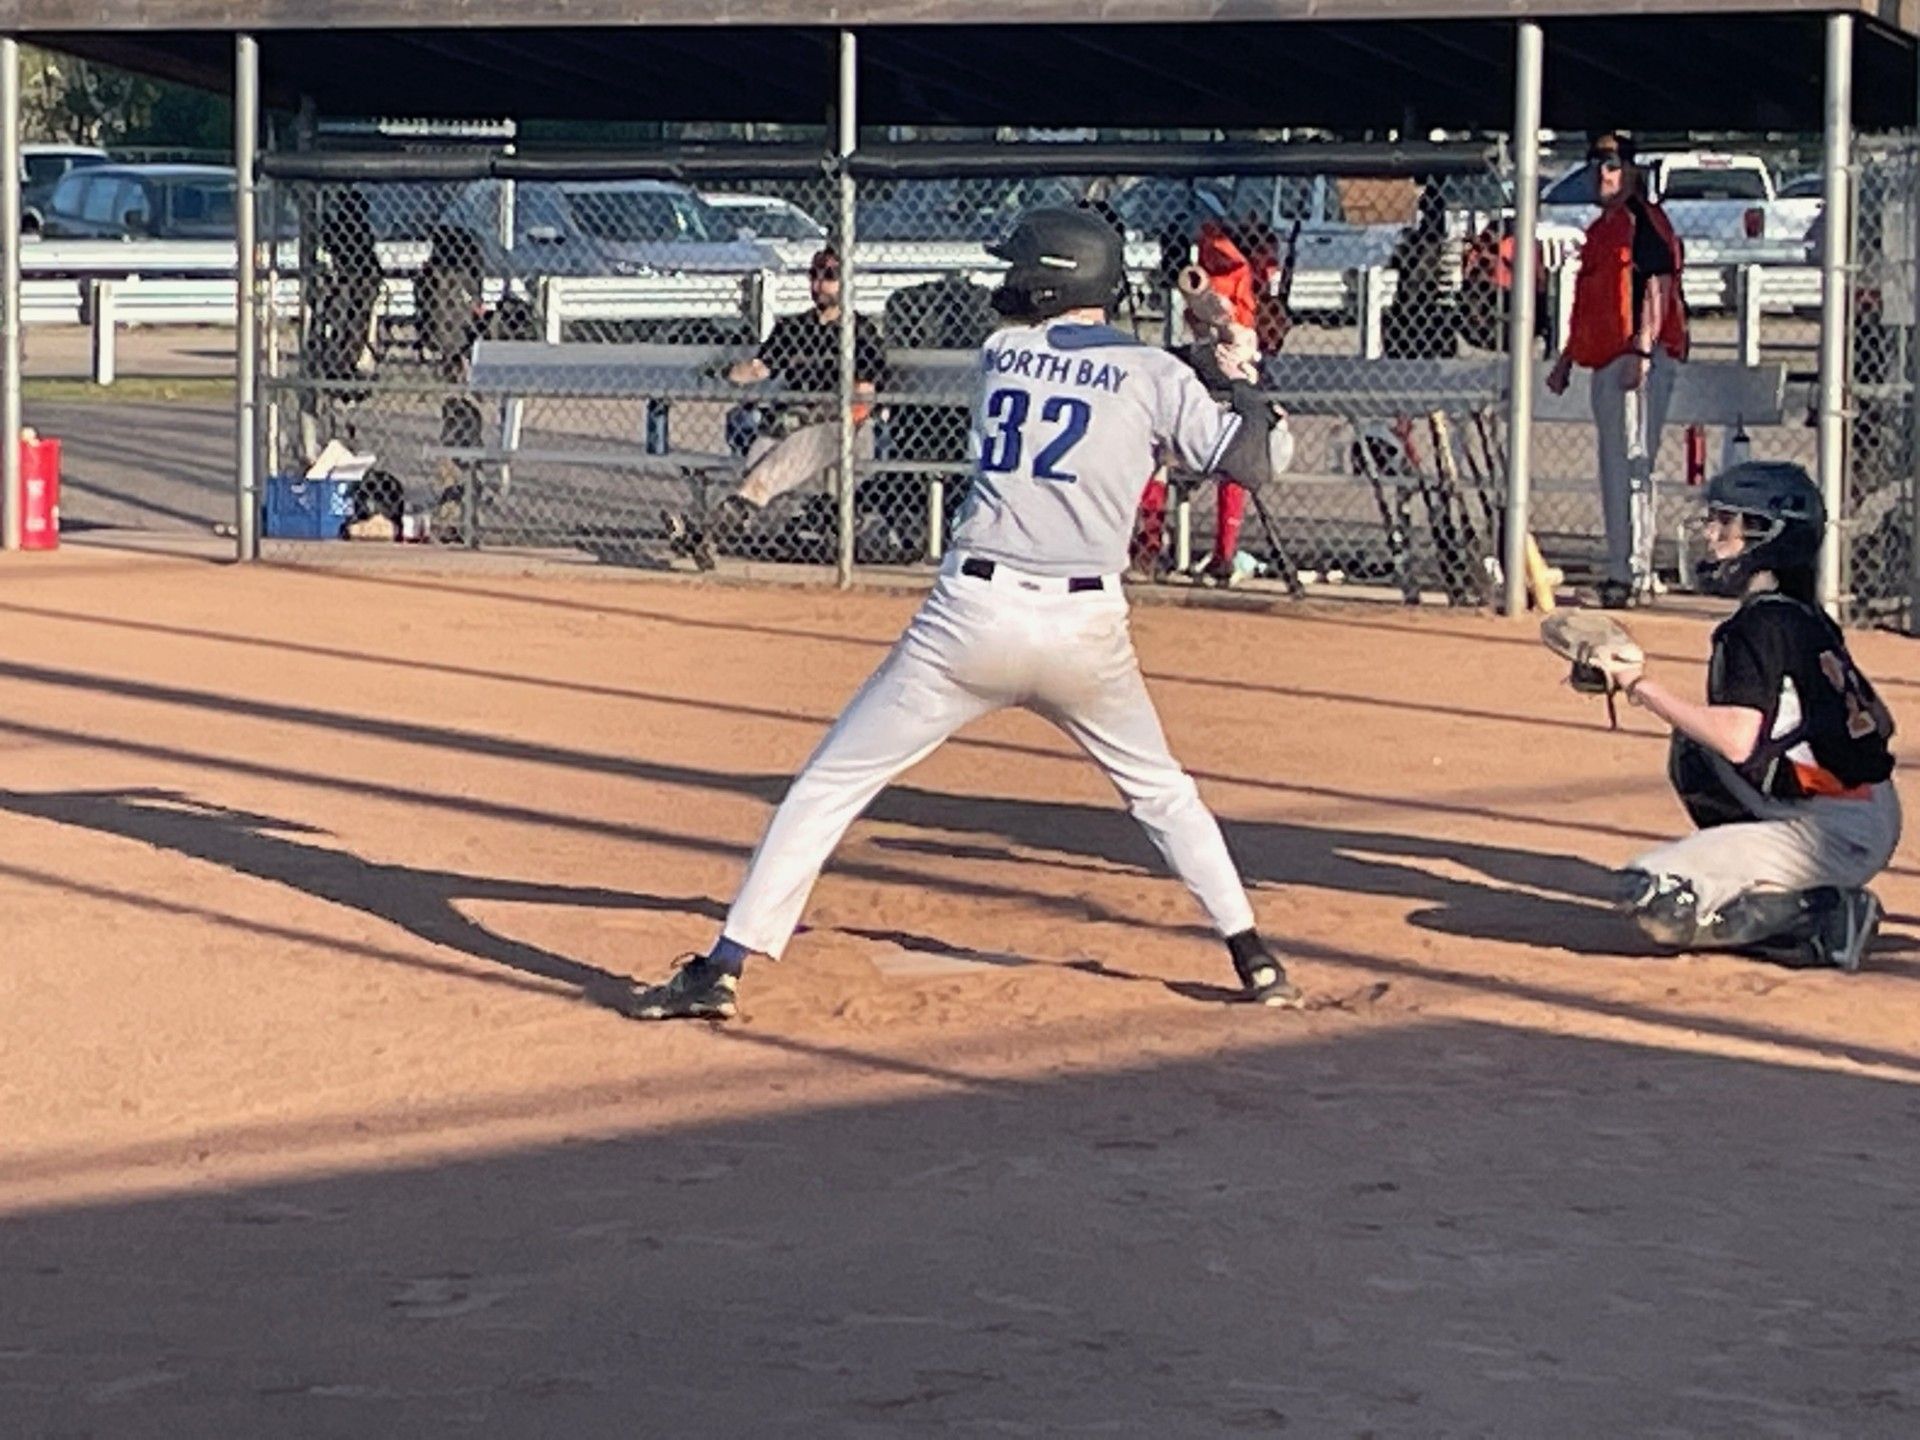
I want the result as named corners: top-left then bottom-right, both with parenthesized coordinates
top-left (3, 545), bottom-right (1919, 1438)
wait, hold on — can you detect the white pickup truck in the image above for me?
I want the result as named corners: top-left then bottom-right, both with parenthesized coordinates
top-left (1539, 150), bottom-right (1821, 267)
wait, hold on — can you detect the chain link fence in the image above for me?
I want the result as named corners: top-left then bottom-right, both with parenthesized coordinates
top-left (256, 147), bottom-right (1528, 601)
top-left (259, 163), bottom-right (852, 561)
top-left (1843, 136), bottom-right (1918, 628)
top-left (1524, 145), bottom-right (1823, 601)
top-left (249, 140), bottom-right (1892, 621)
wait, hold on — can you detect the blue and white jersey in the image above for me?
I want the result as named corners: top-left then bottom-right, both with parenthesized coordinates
top-left (949, 322), bottom-right (1241, 578)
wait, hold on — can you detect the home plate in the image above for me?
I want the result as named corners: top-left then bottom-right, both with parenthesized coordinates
top-left (865, 944), bottom-right (1023, 978)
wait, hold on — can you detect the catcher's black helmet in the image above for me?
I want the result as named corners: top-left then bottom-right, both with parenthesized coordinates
top-left (1696, 460), bottom-right (1824, 597)
top-left (987, 205), bottom-right (1125, 321)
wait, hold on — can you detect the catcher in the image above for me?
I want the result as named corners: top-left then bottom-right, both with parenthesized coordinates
top-left (1543, 461), bottom-right (1901, 970)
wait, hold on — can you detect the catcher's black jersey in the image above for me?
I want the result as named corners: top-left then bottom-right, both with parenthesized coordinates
top-left (1709, 592), bottom-right (1895, 799)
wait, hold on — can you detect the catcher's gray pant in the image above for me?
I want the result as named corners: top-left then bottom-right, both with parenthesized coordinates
top-left (719, 553), bottom-right (1259, 959)
top-left (1590, 351), bottom-right (1679, 590)
top-left (1630, 759), bottom-right (1902, 929)
top-left (734, 420), bottom-right (875, 510)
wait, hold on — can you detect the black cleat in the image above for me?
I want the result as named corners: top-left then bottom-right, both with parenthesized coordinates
top-left (619, 956), bottom-right (739, 1021)
top-left (1596, 579), bottom-right (1634, 610)
top-left (1806, 888), bottom-right (1882, 973)
top-left (1230, 938), bottom-right (1305, 1008)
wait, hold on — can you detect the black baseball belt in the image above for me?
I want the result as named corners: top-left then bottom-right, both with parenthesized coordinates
top-left (959, 556), bottom-right (1108, 593)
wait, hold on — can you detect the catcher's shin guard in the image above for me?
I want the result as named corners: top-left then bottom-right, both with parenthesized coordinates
top-left (1616, 868), bottom-right (1700, 949)
top-left (1703, 885), bottom-right (1881, 970)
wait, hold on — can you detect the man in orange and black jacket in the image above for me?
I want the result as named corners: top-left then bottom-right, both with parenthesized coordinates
top-left (1547, 133), bottom-right (1690, 609)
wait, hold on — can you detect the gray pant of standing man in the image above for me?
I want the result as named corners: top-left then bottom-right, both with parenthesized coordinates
top-left (1590, 350), bottom-right (1678, 594)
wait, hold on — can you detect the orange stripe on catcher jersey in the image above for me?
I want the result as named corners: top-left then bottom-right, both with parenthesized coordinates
top-left (1790, 759), bottom-right (1873, 800)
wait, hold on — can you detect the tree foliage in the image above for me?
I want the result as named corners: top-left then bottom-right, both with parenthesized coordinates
top-left (20, 47), bottom-right (228, 153)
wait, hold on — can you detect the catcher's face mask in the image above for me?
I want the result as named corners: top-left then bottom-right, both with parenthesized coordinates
top-left (1691, 504), bottom-right (1774, 597)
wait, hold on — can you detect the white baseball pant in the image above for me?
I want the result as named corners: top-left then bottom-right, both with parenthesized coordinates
top-left (1633, 766), bottom-right (1902, 923)
top-left (720, 553), bottom-right (1258, 958)
top-left (734, 420), bottom-right (874, 510)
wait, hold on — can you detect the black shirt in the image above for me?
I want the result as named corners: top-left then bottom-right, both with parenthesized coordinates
top-left (758, 310), bottom-right (887, 396)
top-left (1627, 198), bottom-right (1677, 334)
top-left (1709, 592), bottom-right (1895, 798)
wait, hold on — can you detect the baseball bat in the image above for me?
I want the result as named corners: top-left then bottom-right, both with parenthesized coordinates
top-left (1468, 408), bottom-right (1560, 609)
top-left (1176, 266), bottom-right (1261, 375)
top-left (1524, 532), bottom-right (1561, 613)
top-left (1241, 476), bottom-right (1308, 600)
top-left (1350, 429), bottom-right (1419, 605)
top-left (1393, 413), bottom-right (1475, 608)
top-left (1427, 410), bottom-right (1492, 606)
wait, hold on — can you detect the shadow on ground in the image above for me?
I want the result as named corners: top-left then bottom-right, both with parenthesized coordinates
top-left (5, 1019), bottom-right (1919, 1438)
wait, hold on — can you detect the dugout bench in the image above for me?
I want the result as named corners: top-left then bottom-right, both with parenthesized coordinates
top-left (436, 339), bottom-right (980, 555)
top-left (437, 339), bottom-right (1786, 599)
top-left (1254, 353), bottom-right (1788, 604)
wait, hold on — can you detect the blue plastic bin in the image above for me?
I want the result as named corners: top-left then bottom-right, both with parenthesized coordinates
top-left (263, 474), bottom-right (357, 539)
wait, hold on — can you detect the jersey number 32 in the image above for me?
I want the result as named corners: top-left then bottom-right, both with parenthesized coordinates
top-left (979, 388), bottom-right (1091, 484)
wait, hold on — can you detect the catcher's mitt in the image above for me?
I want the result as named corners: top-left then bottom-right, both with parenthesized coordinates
top-left (1540, 610), bottom-right (1645, 727)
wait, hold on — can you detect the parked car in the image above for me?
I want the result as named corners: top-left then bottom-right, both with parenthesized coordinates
top-left (18, 143), bottom-right (110, 232)
top-left (38, 163), bottom-right (238, 240)
top-left (1101, 174), bottom-right (1231, 240)
top-left (434, 177), bottom-right (781, 277)
top-left (701, 192), bottom-right (828, 244)
top-left (856, 176), bottom-right (1087, 243)
top-left (355, 180), bottom-right (471, 244)
top-left (1212, 174), bottom-right (1404, 278)
top-left (1539, 150), bottom-right (1821, 265)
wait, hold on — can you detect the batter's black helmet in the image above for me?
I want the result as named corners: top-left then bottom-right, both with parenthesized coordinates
top-left (987, 205), bottom-right (1125, 321)
top-left (1696, 460), bottom-right (1824, 596)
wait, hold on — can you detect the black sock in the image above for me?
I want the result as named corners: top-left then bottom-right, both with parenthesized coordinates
top-left (1226, 930), bottom-right (1268, 970)
top-left (706, 936), bottom-right (750, 977)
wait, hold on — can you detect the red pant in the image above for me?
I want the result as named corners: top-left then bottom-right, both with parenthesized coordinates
top-left (1133, 474), bottom-right (1246, 570)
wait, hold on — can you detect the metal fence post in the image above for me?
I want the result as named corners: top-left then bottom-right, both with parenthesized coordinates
top-left (1356, 266), bottom-right (1385, 359)
top-left (1545, 262), bottom-right (1574, 355)
top-left (748, 268), bottom-right (776, 342)
top-left (1734, 264), bottom-right (1763, 368)
top-left (1502, 20), bottom-right (1544, 617)
top-left (236, 34), bottom-right (261, 562)
top-left (1911, 119), bottom-right (1920, 630)
top-left (1817, 13), bottom-right (1854, 618)
top-left (836, 29), bottom-right (858, 588)
top-left (89, 280), bottom-right (117, 386)
top-left (0, 37), bottom-right (20, 554)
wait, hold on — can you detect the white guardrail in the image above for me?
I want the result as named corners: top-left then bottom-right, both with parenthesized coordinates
top-left (12, 236), bottom-right (1825, 383)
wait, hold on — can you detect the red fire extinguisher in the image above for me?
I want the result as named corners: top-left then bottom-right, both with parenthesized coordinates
top-left (1685, 424), bottom-right (1707, 486)
top-left (19, 430), bottom-right (61, 551)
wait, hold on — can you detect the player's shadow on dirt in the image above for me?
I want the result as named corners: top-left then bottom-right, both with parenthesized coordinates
top-left (866, 784), bottom-right (1657, 959)
top-left (870, 788), bottom-right (1920, 971)
top-left (0, 788), bottom-right (723, 1011)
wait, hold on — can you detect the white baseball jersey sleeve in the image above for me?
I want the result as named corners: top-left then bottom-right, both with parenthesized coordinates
top-left (949, 322), bottom-right (1242, 577)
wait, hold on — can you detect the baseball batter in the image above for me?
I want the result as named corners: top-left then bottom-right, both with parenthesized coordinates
top-left (623, 205), bottom-right (1303, 1021)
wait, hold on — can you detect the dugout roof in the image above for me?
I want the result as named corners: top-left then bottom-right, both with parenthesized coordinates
top-left (13, 1), bottom-right (1919, 134)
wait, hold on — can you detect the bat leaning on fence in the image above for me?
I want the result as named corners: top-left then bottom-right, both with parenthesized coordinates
top-left (1390, 412), bottom-right (1482, 608)
top-left (1426, 410), bottom-right (1496, 606)
top-left (1464, 406), bottom-right (1562, 611)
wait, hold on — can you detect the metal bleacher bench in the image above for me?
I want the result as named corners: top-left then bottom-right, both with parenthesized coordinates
top-left (441, 338), bottom-right (981, 475)
top-left (439, 339), bottom-right (1787, 582)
